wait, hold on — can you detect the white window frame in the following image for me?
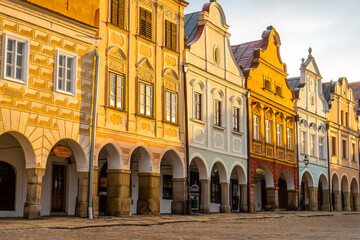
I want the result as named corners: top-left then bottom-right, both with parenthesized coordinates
top-left (139, 81), bottom-right (153, 117)
top-left (310, 134), bottom-right (315, 156)
top-left (276, 124), bottom-right (282, 147)
top-left (301, 131), bottom-right (307, 154)
top-left (165, 90), bottom-right (178, 123)
top-left (319, 136), bottom-right (324, 159)
top-left (1, 32), bottom-right (29, 84)
top-left (54, 49), bottom-right (77, 96)
top-left (287, 128), bottom-right (291, 150)
top-left (253, 115), bottom-right (259, 141)
top-left (265, 119), bottom-right (271, 144)
top-left (214, 100), bottom-right (222, 127)
top-left (232, 106), bottom-right (240, 132)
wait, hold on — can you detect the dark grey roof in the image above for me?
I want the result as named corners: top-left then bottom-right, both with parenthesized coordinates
top-left (184, 12), bottom-right (199, 45)
top-left (287, 77), bottom-right (304, 99)
top-left (322, 81), bottom-right (336, 102)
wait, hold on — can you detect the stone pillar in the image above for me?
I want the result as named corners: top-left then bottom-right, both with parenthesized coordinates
top-left (220, 182), bottom-right (230, 213)
top-left (265, 187), bottom-right (278, 210)
top-left (287, 190), bottom-right (298, 210)
top-left (76, 172), bottom-right (89, 217)
top-left (321, 189), bottom-right (331, 211)
top-left (343, 192), bottom-right (351, 211)
top-left (92, 167), bottom-right (99, 218)
top-left (172, 178), bottom-right (187, 214)
top-left (24, 168), bottom-right (45, 219)
top-left (308, 187), bottom-right (318, 211)
top-left (354, 193), bottom-right (360, 211)
top-left (137, 173), bottom-right (160, 214)
top-left (333, 190), bottom-right (341, 211)
top-left (240, 184), bottom-right (248, 213)
top-left (199, 179), bottom-right (210, 214)
top-left (106, 169), bottom-right (131, 216)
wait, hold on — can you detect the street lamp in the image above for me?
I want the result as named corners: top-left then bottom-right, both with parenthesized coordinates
top-left (303, 155), bottom-right (309, 167)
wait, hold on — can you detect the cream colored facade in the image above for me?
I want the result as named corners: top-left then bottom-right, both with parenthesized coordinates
top-left (0, 0), bottom-right (98, 218)
top-left (95, 0), bottom-right (188, 216)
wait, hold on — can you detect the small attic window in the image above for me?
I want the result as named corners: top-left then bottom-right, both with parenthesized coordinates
top-left (275, 85), bottom-right (282, 96)
top-left (265, 79), bottom-right (271, 91)
top-left (214, 46), bottom-right (220, 66)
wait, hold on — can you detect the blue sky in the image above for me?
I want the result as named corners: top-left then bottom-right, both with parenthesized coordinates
top-left (185, 0), bottom-right (360, 82)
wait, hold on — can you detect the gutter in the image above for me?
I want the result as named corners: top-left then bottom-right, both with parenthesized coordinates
top-left (246, 90), bottom-right (250, 213)
top-left (295, 114), bottom-right (300, 211)
top-left (326, 122), bottom-right (332, 211)
top-left (88, 47), bottom-right (99, 219)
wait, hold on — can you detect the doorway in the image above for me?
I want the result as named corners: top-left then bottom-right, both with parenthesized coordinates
top-left (0, 161), bottom-right (16, 211)
top-left (51, 165), bottom-right (65, 212)
top-left (278, 176), bottom-right (288, 210)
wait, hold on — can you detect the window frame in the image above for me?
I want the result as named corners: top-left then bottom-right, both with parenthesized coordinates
top-left (54, 49), bottom-right (77, 96)
top-left (194, 92), bottom-right (202, 120)
top-left (276, 124), bottom-right (282, 147)
top-left (265, 119), bottom-right (271, 144)
top-left (331, 136), bottom-right (337, 156)
top-left (138, 81), bottom-right (153, 117)
top-left (319, 136), bottom-right (324, 159)
top-left (342, 139), bottom-right (347, 159)
top-left (253, 115), bottom-right (259, 141)
top-left (233, 107), bottom-right (240, 132)
top-left (352, 143), bottom-right (356, 161)
top-left (165, 20), bottom-right (177, 52)
top-left (301, 131), bottom-right (307, 154)
top-left (1, 33), bottom-right (29, 84)
top-left (110, 0), bottom-right (126, 29)
top-left (109, 71), bottom-right (126, 110)
top-left (310, 134), bottom-right (315, 156)
top-left (165, 90), bottom-right (178, 124)
top-left (139, 7), bottom-right (152, 40)
top-left (214, 100), bottom-right (222, 127)
top-left (287, 128), bottom-right (292, 150)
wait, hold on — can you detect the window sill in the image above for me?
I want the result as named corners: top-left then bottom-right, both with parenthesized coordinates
top-left (135, 113), bottom-right (155, 120)
top-left (191, 118), bottom-right (206, 125)
top-left (162, 120), bottom-right (180, 127)
top-left (3, 76), bottom-right (27, 85)
top-left (55, 89), bottom-right (76, 97)
top-left (213, 125), bottom-right (225, 131)
top-left (106, 22), bottom-right (129, 33)
top-left (104, 105), bottom-right (127, 113)
top-left (136, 35), bottom-right (156, 45)
top-left (262, 87), bottom-right (273, 93)
top-left (162, 46), bottom-right (180, 55)
top-left (319, 158), bottom-right (327, 161)
top-left (232, 130), bottom-right (243, 136)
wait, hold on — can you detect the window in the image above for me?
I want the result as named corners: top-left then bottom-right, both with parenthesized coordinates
top-left (233, 107), bottom-right (240, 132)
top-left (276, 124), bottom-right (282, 147)
top-left (352, 143), bottom-right (356, 161)
top-left (139, 82), bottom-right (153, 117)
top-left (319, 137), bottom-right (324, 159)
top-left (111, 0), bottom-right (125, 29)
top-left (2, 33), bottom-right (29, 83)
top-left (301, 131), bottom-right (306, 154)
top-left (214, 47), bottom-right (220, 65)
top-left (342, 140), bottom-right (347, 159)
top-left (165, 20), bottom-right (177, 51)
top-left (165, 91), bottom-right (178, 123)
top-left (139, 7), bottom-right (152, 39)
top-left (341, 110), bottom-right (344, 125)
top-left (54, 50), bottom-right (77, 95)
top-left (287, 128), bottom-right (292, 149)
top-left (346, 112), bottom-right (348, 127)
top-left (265, 120), bottom-right (271, 144)
top-left (275, 85), bottom-right (282, 96)
top-left (311, 94), bottom-right (315, 105)
top-left (310, 134), bottom-right (315, 156)
top-left (162, 174), bottom-right (173, 200)
top-left (253, 115), bottom-right (259, 140)
top-left (109, 72), bottom-right (125, 109)
top-left (194, 92), bottom-right (202, 120)
top-left (214, 100), bottom-right (221, 127)
top-left (331, 137), bottom-right (336, 156)
top-left (264, 79), bottom-right (271, 90)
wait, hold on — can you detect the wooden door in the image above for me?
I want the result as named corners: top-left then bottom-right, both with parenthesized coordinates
top-left (52, 165), bottom-right (65, 212)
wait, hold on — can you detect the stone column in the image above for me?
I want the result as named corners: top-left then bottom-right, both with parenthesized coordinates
top-left (92, 167), bottom-right (99, 218)
top-left (106, 169), bottom-right (131, 216)
top-left (76, 172), bottom-right (89, 217)
top-left (137, 173), bottom-right (160, 214)
top-left (265, 187), bottom-right (278, 210)
top-left (321, 189), bottom-right (331, 211)
top-left (220, 182), bottom-right (230, 213)
top-left (172, 178), bottom-right (187, 214)
top-left (333, 190), bottom-right (342, 211)
top-left (343, 192), bottom-right (351, 211)
top-left (354, 193), bottom-right (360, 211)
top-left (287, 190), bottom-right (298, 210)
top-left (199, 179), bottom-right (210, 214)
top-left (308, 187), bottom-right (318, 211)
top-left (240, 184), bottom-right (248, 213)
top-left (24, 168), bottom-right (45, 219)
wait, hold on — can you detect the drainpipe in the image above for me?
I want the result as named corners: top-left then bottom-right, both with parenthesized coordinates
top-left (88, 47), bottom-right (100, 219)
top-left (246, 90), bottom-right (250, 213)
top-left (295, 114), bottom-right (300, 211)
top-left (326, 123), bottom-right (332, 211)
top-left (183, 63), bottom-right (191, 215)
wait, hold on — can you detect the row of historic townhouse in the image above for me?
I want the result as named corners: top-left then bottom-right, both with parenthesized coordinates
top-left (0, 0), bottom-right (359, 219)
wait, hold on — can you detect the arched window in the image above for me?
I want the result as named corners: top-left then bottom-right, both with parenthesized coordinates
top-left (0, 161), bottom-right (16, 211)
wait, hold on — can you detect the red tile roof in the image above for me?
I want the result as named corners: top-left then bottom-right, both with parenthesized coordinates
top-left (231, 40), bottom-right (262, 71)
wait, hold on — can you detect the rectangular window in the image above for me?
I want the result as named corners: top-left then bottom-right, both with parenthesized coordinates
top-left (352, 143), bottom-right (356, 161)
top-left (332, 137), bottom-right (336, 156)
top-left (301, 131), bottom-right (306, 154)
top-left (165, 20), bottom-right (177, 51)
top-left (139, 82), bottom-right (153, 117)
top-left (233, 107), bottom-right (240, 132)
top-left (109, 72), bottom-right (125, 109)
top-left (165, 91), bottom-right (178, 123)
top-left (346, 112), bottom-right (349, 127)
top-left (264, 79), bottom-right (271, 90)
top-left (276, 124), bottom-right (282, 147)
top-left (342, 140), bottom-right (347, 159)
top-left (111, 0), bottom-right (125, 29)
top-left (265, 120), bottom-right (271, 144)
top-left (214, 100), bottom-right (221, 127)
top-left (253, 115), bottom-right (259, 141)
top-left (139, 7), bottom-right (152, 39)
top-left (287, 128), bottom-right (291, 150)
top-left (276, 86), bottom-right (282, 96)
top-left (194, 92), bottom-right (202, 120)
top-left (2, 33), bottom-right (29, 83)
top-left (319, 137), bottom-right (324, 159)
top-left (310, 134), bottom-right (315, 156)
top-left (341, 110), bottom-right (344, 125)
top-left (55, 50), bottom-right (77, 95)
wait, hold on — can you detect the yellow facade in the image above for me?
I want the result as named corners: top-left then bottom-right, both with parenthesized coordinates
top-left (95, 0), bottom-right (188, 215)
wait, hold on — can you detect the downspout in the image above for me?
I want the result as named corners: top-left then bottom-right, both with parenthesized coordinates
top-left (88, 47), bottom-right (99, 219)
top-left (326, 123), bottom-right (332, 211)
top-left (246, 90), bottom-right (250, 213)
top-left (183, 63), bottom-right (191, 215)
top-left (295, 114), bottom-right (300, 211)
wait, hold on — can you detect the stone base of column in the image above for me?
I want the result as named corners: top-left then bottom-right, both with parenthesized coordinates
top-left (309, 187), bottom-right (318, 211)
top-left (75, 201), bottom-right (88, 218)
top-left (240, 205), bottom-right (248, 213)
top-left (220, 182), bottom-right (230, 213)
top-left (265, 187), bottom-right (278, 211)
top-left (137, 173), bottom-right (160, 215)
top-left (333, 190), bottom-right (341, 211)
top-left (199, 205), bottom-right (210, 214)
top-left (220, 205), bottom-right (231, 213)
top-left (24, 168), bottom-right (45, 219)
top-left (287, 190), bottom-right (298, 210)
top-left (172, 178), bottom-right (187, 214)
top-left (107, 198), bottom-right (131, 216)
top-left (321, 204), bottom-right (330, 211)
top-left (106, 170), bottom-right (131, 216)
top-left (24, 203), bottom-right (41, 219)
top-left (354, 193), bottom-right (360, 211)
top-left (200, 179), bottom-right (210, 214)
top-left (321, 189), bottom-right (330, 211)
top-left (343, 192), bottom-right (351, 211)
top-left (76, 172), bottom-right (89, 218)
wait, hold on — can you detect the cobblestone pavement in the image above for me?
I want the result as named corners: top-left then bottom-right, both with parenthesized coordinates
top-left (1, 212), bottom-right (360, 240)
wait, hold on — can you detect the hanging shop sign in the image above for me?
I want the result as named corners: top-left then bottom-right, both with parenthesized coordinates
top-left (53, 146), bottom-right (73, 158)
